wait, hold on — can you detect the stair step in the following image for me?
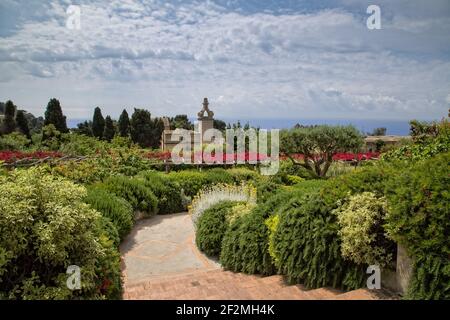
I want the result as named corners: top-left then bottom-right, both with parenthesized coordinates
top-left (305, 287), bottom-right (342, 300)
top-left (331, 289), bottom-right (378, 300)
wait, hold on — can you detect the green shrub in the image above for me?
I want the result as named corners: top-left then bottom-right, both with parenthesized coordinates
top-left (333, 192), bottom-right (394, 267)
top-left (382, 119), bottom-right (449, 162)
top-left (273, 191), bottom-right (366, 290)
top-left (220, 180), bottom-right (327, 276)
top-left (85, 186), bottom-right (134, 240)
top-left (166, 169), bottom-right (234, 198)
top-left (195, 201), bottom-right (236, 257)
top-left (0, 167), bottom-right (121, 299)
top-left (97, 216), bottom-right (121, 248)
top-left (384, 152), bottom-right (450, 299)
top-left (264, 214), bottom-right (280, 265)
top-left (227, 167), bottom-right (260, 184)
top-left (101, 175), bottom-right (158, 216)
top-left (220, 188), bottom-right (296, 275)
top-left (138, 171), bottom-right (184, 214)
top-left (0, 132), bottom-right (30, 151)
top-left (58, 133), bottom-right (107, 156)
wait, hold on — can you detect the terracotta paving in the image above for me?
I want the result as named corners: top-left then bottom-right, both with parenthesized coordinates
top-left (120, 212), bottom-right (383, 300)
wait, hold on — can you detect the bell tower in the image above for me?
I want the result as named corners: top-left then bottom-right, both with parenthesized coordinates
top-left (197, 98), bottom-right (214, 145)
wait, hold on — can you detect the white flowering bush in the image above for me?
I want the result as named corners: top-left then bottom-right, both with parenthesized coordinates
top-left (333, 192), bottom-right (393, 267)
top-left (189, 183), bottom-right (257, 227)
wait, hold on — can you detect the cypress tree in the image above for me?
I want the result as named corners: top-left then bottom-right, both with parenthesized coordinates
top-left (118, 109), bottom-right (130, 137)
top-left (44, 98), bottom-right (68, 133)
top-left (130, 108), bottom-right (153, 148)
top-left (1, 100), bottom-right (16, 134)
top-left (103, 116), bottom-right (115, 142)
top-left (92, 107), bottom-right (105, 139)
top-left (15, 110), bottom-right (31, 138)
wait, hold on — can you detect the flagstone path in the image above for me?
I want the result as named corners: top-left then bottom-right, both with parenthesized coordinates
top-left (120, 212), bottom-right (388, 300)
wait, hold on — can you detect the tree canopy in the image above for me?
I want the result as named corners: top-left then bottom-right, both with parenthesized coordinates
top-left (92, 107), bottom-right (105, 139)
top-left (118, 109), bottom-right (130, 137)
top-left (280, 125), bottom-right (364, 177)
top-left (44, 98), bottom-right (68, 133)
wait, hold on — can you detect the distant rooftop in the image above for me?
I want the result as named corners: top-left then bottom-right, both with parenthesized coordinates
top-left (364, 135), bottom-right (411, 143)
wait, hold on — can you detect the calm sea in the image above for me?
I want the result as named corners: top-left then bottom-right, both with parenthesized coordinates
top-left (67, 118), bottom-right (417, 136)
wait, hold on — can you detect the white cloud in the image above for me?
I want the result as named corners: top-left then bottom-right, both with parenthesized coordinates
top-left (0, 0), bottom-right (449, 121)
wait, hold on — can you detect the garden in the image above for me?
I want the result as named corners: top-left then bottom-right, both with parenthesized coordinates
top-left (0, 99), bottom-right (448, 300)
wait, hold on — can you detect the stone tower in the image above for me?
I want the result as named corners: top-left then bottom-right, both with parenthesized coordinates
top-left (197, 98), bottom-right (214, 145)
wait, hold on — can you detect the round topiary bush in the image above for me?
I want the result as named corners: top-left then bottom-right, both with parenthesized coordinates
top-left (195, 201), bottom-right (236, 257)
top-left (0, 167), bottom-right (121, 299)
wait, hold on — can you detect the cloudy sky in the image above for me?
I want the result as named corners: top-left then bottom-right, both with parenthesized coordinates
top-left (0, 0), bottom-right (449, 123)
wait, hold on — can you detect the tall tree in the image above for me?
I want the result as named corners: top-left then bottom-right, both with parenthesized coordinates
top-left (214, 119), bottom-right (227, 132)
top-left (369, 127), bottom-right (387, 136)
top-left (15, 110), bottom-right (30, 138)
top-left (1, 100), bottom-right (16, 134)
top-left (103, 116), bottom-right (115, 142)
top-left (44, 98), bottom-right (68, 133)
top-left (92, 107), bottom-right (105, 139)
top-left (76, 120), bottom-right (93, 136)
top-left (118, 109), bottom-right (130, 137)
top-left (280, 125), bottom-right (364, 177)
top-left (130, 108), bottom-right (163, 148)
top-left (171, 114), bottom-right (193, 130)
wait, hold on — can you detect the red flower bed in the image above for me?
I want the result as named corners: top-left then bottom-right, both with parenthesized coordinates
top-left (144, 150), bottom-right (379, 163)
top-left (0, 151), bottom-right (63, 163)
top-left (280, 152), bottom-right (379, 161)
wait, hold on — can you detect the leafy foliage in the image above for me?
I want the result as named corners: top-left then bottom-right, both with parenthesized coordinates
top-left (1, 100), bottom-right (16, 135)
top-left (85, 186), bottom-right (134, 241)
top-left (0, 132), bottom-right (30, 151)
top-left (138, 171), bottom-right (184, 214)
top-left (103, 116), bottom-right (115, 142)
top-left (44, 98), bottom-right (68, 133)
top-left (334, 192), bottom-right (394, 267)
top-left (100, 175), bottom-right (158, 216)
top-left (195, 201), bottom-right (236, 257)
top-left (382, 119), bottom-right (449, 162)
top-left (273, 191), bottom-right (366, 290)
top-left (118, 109), bottom-right (130, 137)
top-left (0, 167), bottom-right (120, 299)
top-left (92, 107), bottom-right (105, 139)
top-left (220, 185), bottom-right (313, 276)
top-left (384, 152), bottom-right (450, 299)
top-left (280, 125), bottom-right (364, 177)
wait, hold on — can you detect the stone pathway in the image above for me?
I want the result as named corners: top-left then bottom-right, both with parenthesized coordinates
top-left (120, 212), bottom-right (384, 300)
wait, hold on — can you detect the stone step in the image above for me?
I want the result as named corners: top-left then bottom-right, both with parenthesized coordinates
top-left (304, 287), bottom-right (343, 300)
top-left (330, 289), bottom-right (378, 300)
top-left (123, 270), bottom-right (386, 300)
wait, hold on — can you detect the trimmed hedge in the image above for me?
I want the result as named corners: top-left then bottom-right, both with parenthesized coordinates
top-left (166, 169), bottom-right (234, 198)
top-left (100, 175), bottom-right (158, 216)
top-left (85, 186), bottom-right (134, 241)
top-left (195, 201), bottom-right (236, 257)
top-left (273, 190), bottom-right (366, 290)
top-left (138, 171), bottom-right (184, 214)
top-left (220, 181), bottom-right (325, 276)
top-left (384, 152), bottom-right (450, 299)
